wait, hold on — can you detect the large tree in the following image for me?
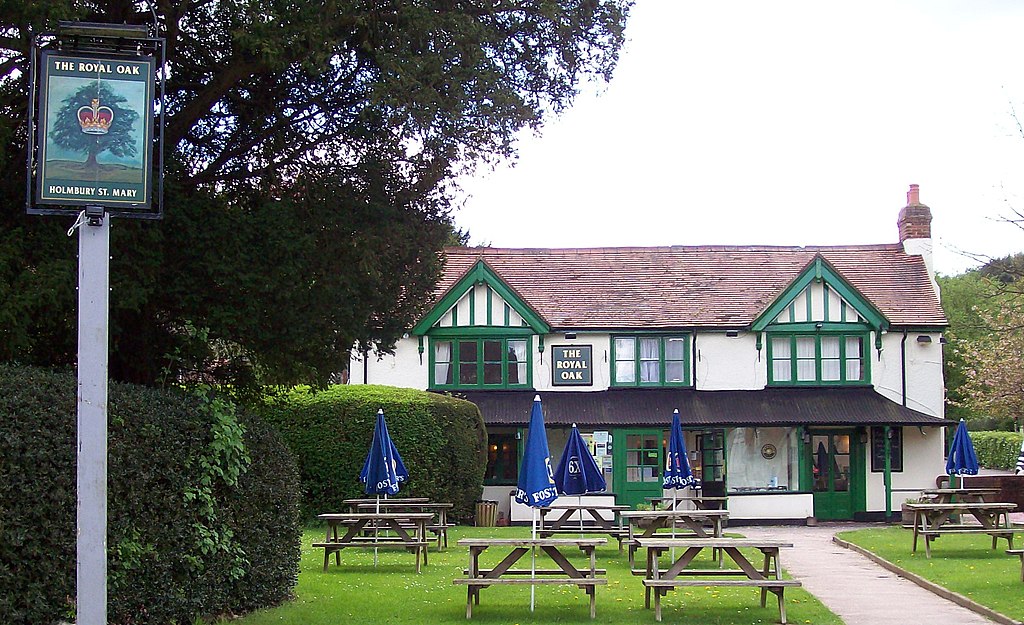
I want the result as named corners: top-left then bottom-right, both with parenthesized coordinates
top-left (0, 1), bottom-right (632, 387)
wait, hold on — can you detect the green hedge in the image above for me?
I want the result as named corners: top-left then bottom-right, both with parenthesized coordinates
top-left (258, 385), bottom-right (487, 521)
top-left (971, 430), bottom-right (1024, 471)
top-left (0, 365), bottom-right (301, 625)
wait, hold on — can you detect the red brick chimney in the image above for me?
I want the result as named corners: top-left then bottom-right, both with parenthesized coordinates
top-left (898, 183), bottom-right (932, 242)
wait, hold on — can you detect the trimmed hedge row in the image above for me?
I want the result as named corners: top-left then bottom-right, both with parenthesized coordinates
top-left (0, 365), bottom-right (301, 625)
top-left (971, 430), bottom-right (1024, 471)
top-left (258, 385), bottom-right (487, 521)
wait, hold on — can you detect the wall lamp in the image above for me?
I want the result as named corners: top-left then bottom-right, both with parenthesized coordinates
top-left (916, 335), bottom-right (932, 344)
top-left (564, 332), bottom-right (577, 340)
top-left (801, 427), bottom-right (811, 444)
top-left (725, 330), bottom-right (739, 338)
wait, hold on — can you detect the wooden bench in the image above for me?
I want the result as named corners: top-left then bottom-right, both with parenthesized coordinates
top-left (637, 537), bottom-right (799, 624)
top-left (643, 579), bottom-right (802, 623)
top-left (1007, 549), bottom-right (1024, 582)
top-left (316, 512), bottom-right (432, 572)
top-left (455, 537), bottom-right (607, 619)
top-left (907, 502), bottom-right (1017, 558)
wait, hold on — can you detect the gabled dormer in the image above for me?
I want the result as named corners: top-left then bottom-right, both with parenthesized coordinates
top-left (752, 255), bottom-right (889, 386)
top-left (412, 260), bottom-right (549, 390)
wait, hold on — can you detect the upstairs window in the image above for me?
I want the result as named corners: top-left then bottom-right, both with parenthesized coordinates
top-left (612, 335), bottom-right (690, 387)
top-left (431, 337), bottom-right (530, 389)
top-left (768, 333), bottom-right (868, 385)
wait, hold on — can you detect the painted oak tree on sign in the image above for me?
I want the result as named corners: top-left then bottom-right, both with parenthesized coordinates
top-left (49, 81), bottom-right (139, 172)
top-left (0, 1), bottom-right (632, 388)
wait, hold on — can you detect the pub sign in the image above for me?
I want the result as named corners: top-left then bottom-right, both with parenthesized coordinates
top-left (33, 50), bottom-right (155, 212)
top-left (552, 345), bottom-right (592, 386)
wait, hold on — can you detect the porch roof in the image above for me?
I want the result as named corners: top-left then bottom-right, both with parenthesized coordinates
top-left (451, 387), bottom-right (950, 428)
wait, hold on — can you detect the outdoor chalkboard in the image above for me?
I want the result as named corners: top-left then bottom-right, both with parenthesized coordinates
top-left (870, 426), bottom-right (903, 472)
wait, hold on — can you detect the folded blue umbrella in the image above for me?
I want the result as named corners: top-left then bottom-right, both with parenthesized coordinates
top-left (945, 418), bottom-right (979, 488)
top-left (663, 409), bottom-right (698, 490)
top-left (514, 395), bottom-right (558, 508)
top-left (555, 423), bottom-right (606, 496)
top-left (359, 409), bottom-right (408, 496)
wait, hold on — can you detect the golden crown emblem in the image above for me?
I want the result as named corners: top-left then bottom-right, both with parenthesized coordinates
top-left (77, 98), bottom-right (113, 135)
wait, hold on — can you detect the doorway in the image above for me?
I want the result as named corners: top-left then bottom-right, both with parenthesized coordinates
top-left (613, 429), bottom-right (663, 509)
top-left (810, 431), bottom-right (861, 520)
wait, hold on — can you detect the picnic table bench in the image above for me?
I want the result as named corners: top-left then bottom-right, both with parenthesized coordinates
top-left (355, 501), bottom-right (455, 550)
top-left (453, 537), bottom-right (607, 619)
top-left (538, 503), bottom-right (630, 550)
top-left (647, 495), bottom-right (728, 511)
top-left (906, 502), bottom-right (1017, 558)
top-left (621, 509), bottom-right (728, 568)
top-left (920, 488), bottom-right (999, 504)
top-left (313, 512), bottom-right (432, 572)
top-left (1007, 548), bottom-right (1024, 582)
top-left (637, 537), bottom-right (800, 623)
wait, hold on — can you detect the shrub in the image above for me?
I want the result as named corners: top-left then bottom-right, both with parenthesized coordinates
top-left (258, 385), bottom-right (487, 522)
top-left (971, 430), bottom-right (1024, 471)
top-left (0, 365), bottom-right (301, 625)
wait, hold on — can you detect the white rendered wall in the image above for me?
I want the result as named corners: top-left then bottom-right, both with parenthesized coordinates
top-left (872, 331), bottom-right (944, 417)
top-left (728, 493), bottom-right (814, 520)
top-left (865, 425), bottom-right (946, 512)
top-left (350, 337), bottom-right (428, 388)
top-left (694, 333), bottom-right (764, 390)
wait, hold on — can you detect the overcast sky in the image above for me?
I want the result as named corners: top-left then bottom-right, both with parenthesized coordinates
top-left (454, 0), bottom-right (1024, 276)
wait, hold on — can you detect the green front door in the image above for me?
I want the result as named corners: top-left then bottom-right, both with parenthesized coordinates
top-left (811, 431), bottom-right (858, 520)
top-left (613, 429), bottom-right (663, 509)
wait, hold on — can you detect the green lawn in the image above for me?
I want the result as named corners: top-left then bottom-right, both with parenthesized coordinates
top-left (211, 526), bottom-right (842, 625)
top-left (837, 525), bottom-right (1024, 620)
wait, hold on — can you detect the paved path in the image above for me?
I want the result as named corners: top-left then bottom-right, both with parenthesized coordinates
top-left (739, 523), bottom-right (998, 625)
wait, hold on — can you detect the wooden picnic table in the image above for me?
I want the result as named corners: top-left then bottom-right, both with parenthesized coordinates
top-left (906, 502), bottom-right (1017, 558)
top-left (539, 503), bottom-right (630, 550)
top-left (355, 501), bottom-right (455, 550)
top-left (637, 537), bottom-right (800, 623)
top-left (620, 509), bottom-right (728, 568)
top-left (342, 497), bottom-right (430, 512)
top-left (921, 488), bottom-right (1000, 504)
top-left (453, 537), bottom-right (608, 619)
top-left (647, 495), bottom-right (728, 511)
top-left (313, 511), bottom-right (433, 572)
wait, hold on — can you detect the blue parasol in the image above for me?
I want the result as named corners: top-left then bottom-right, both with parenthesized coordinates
top-left (945, 418), bottom-right (979, 488)
top-left (663, 409), bottom-right (698, 492)
top-left (359, 408), bottom-right (408, 495)
top-left (555, 423), bottom-right (607, 497)
top-left (555, 423), bottom-right (607, 535)
top-left (1016, 437), bottom-right (1024, 476)
top-left (358, 408), bottom-right (408, 565)
top-left (662, 409), bottom-right (697, 548)
top-left (513, 395), bottom-right (557, 611)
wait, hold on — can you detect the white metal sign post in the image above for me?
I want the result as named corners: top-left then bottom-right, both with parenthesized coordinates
top-left (76, 210), bottom-right (109, 625)
top-left (26, 21), bottom-right (165, 624)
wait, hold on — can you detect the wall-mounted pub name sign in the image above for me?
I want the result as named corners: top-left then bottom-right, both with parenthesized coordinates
top-left (552, 345), bottom-right (592, 386)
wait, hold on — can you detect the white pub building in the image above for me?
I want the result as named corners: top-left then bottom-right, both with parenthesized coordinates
top-left (350, 186), bottom-right (949, 523)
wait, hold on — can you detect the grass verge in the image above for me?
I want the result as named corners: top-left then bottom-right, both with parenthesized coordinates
top-left (838, 525), bottom-right (1024, 621)
top-left (208, 525), bottom-right (841, 625)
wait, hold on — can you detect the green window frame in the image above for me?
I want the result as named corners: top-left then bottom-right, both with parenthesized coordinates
top-left (767, 332), bottom-right (869, 386)
top-left (611, 335), bottom-right (691, 387)
top-left (429, 336), bottom-right (531, 389)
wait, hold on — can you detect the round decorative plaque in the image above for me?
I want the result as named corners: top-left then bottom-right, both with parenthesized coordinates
top-left (760, 443), bottom-right (777, 460)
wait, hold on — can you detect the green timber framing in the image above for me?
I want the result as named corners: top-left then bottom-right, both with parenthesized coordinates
top-left (752, 255), bottom-right (888, 390)
top-left (413, 260), bottom-right (550, 390)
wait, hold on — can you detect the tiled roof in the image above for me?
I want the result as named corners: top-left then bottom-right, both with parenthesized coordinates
top-left (433, 245), bottom-right (946, 329)
top-left (452, 388), bottom-right (949, 428)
